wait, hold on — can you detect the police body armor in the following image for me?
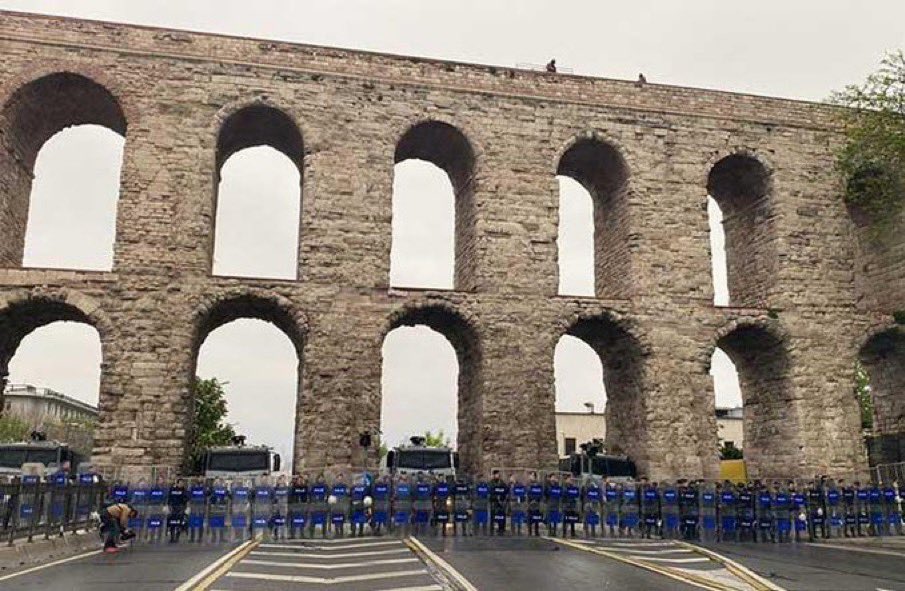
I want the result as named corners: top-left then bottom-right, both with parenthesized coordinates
top-left (662, 484), bottom-right (679, 536)
top-left (17, 475), bottom-right (40, 532)
top-left (273, 484), bottom-right (289, 534)
top-left (884, 485), bottom-right (902, 535)
top-left (642, 484), bottom-right (660, 530)
top-left (563, 483), bottom-right (581, 525)
top-left (147, 484), bottom-right (167, 533)
top-left (252, 485), bottom-right (273, 531)
top-left (774, 488), bottom-right (792, 538)
top-left (434, 480), bottom-right (451, 525)
top-left (856, 485), bottom-right (870, 530)
top-left (842, 485), bottom-right (857, 531)
top-left (112, 483), bottom-right (129, 504)
top-left (701, 484), bottom-right (717, 534)
top-left (453, 481), bottom-right (471, 525)
top-left (546, 483), bottom-right (563, 527)
top-left (371, 481), bottom-right (390, 527)
top-left (491, 481), bottom-right (509, 529)
top-left (585, 483), bottom-right (602, 528)
top-left (808, 484), bottom-right (826, 537)
top-left (791, 489), bottom-right (808, 535)
top-left (719, 487), bottom-right (737, 537)
top-left (393, 481), bottom-right (412, 527)
top-left (511, 482), bottom-right (527, 528)
top-left (231, 485), bottom-right (250, 534)
top-left (129, 484), bottom-right (148, 532)
top-left (474, 481), bottom-right (491, 527)
top-left (527, 482), bottom-right (544, 525)
top-left (621, 484), bottom-right (640, 531)
top-left (351, 483), bottom-right (369, 527)
top-left (208, 484), bottom-right (229, 532)
top-left (188, 484), bottom-right (207, 532)
top-left (605, 484), bottom-right (621, 531)
top-left (737, 488), bottom-right (756, 534)
top-left (757, 489), bottom-right (774, 538)
top-left (826, 484), bottom-right (843, 535)
top-left (310, 482), bottom-right (328, 528)
top-left (413, 480), bottom-right (432, 526)
top-left (331, 482), bottom-right (349, 528)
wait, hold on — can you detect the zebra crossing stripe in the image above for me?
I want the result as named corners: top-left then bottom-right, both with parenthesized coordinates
top-left (251, 548), bottom-right (410, 558)
top-left (241, 557), bottom-right (419, 569)
top-left (226, 569), bottom-right (427, 584)
top-left (630, 555), bottom-right (711, 564)
top-left (258, 540), bottom-right (402, 550)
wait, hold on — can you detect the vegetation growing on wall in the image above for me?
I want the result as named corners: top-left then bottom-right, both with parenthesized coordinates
top-left (832, 51), bottom-right (905, 230)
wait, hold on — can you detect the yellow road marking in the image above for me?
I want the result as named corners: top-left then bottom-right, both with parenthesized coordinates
top-left (549, 537), bottom-right (735, 591)
top-left (676, 541), bottom-right (786, 591)
top-left (176, 537), bottom-right (260, 591)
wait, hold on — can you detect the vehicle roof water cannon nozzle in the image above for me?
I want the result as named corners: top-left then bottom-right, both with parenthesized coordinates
top-left (231, 435), bottom-right (246, 447)
top-left (409, 435), bottom-right (426, 447)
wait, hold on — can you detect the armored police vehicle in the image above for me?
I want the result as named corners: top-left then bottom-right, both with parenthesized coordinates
top-left (559, 439), bottom-right (637, 483)
top-left (382, 436), bottom-right (458, 478)
top-left (199, 436), bottom-right (281, 483)
top-left (0, 439), bottom-right (83, 477)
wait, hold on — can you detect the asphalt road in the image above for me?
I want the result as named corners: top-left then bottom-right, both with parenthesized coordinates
top-left (703, 540), bottom-right (905, 591)
top-left (0, 542), bottom-right (234, 591)
top-left (418, 536), bottom-right (701, 591)
top-left (3, 534), bottom-right (904, 591)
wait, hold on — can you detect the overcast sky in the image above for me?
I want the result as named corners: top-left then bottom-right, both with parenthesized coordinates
top-left (4, 0), bottom-right (902, 466)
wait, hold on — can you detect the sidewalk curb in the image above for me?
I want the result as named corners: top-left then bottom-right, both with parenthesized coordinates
top-left (0, 530), bottom-right (100, 573)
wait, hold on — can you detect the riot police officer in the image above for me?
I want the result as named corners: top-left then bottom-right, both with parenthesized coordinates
top-left (545, 473), bottom-right (563, 537)
top-left (756, 481), bottom-right (774, 543)
top-left (854, 481), bottom-right (870, 537)
top-left (808, 477), bottom-right (827, 540)
top-left (826, 479), bottom-right (843, 538)
top-left (452, 476), bottom-right (471, 536)
top-left (433, 475), bottom-right (451, 536)
top-left (350, 476), bottom-right (370, 537)
top-left (621, 481), bottom-right (640, 538)
top-left (790, 481), bottom-right (808, 542)
top-left (840, 478), bottom-right (857, 538)
top-left (679, 480), bottom-right (699, 541)
top-left (288, 474), bottom-right (309, 539)
top-left (737, 483), bottom-right (757, 542)
top-left (309, 474), bottom-right (329, 539)
top-left (370, 474), bottom-right (391, 536)
top-left (700, 481), bottom-right (717, 543)
top-left (489, 470), bottom-right (508, 536)
top-left (562, 474), bottom-right (580, 538)
top-left (661, 481), bottom-right (679, 540)
top-left (187, 479), bottom-right (207, 543)
top-left (474, 475), bottom-right (491, 536)
top-left (718, 481), bottom-right (737, 542)
top-left (509, 475), bottom-right (527, 536)
top-left (527, 472), bottom-right (544, 537)
top-left (208, 478), bottom-right (228, 543)
top-left (167, 478), bottom-right (188, 543)
top-left (641, 478), bottom-right (660, 540)
top-left (330, 473), bottom-right (349, 538)
top-left (774, 481), bottom-right (792, 543)
top-left (393, 474), bottom-right (413, 536)
top-left (584, 478), bottom-right (602, 538)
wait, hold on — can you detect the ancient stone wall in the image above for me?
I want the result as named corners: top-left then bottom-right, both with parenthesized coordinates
top-left (0, 10), bottom-right (896, 480)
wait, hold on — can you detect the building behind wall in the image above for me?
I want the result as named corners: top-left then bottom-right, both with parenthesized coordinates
top-left (2, 384), bottom-right (97, 455)
top-left (556, 407), bottom-right (746, 458)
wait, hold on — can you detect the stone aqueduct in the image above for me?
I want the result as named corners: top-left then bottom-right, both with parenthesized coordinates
top-left (0, 11), bottom-right (902, 480)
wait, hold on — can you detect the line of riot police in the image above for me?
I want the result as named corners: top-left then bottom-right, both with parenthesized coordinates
top-left (86, 472), bottom-right (905, 544)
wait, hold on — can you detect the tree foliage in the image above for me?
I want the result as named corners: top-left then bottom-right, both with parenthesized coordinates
top-left (832, 51), bottom-right (905, 229)
top-left (189, 377), bottom-right (236, 462)
top-left (423, 430), bottom-right (451, 447)
top-left (719, 442), bottom-right (743, 460)
top-left (0, 415), bottom-right (29, 443)
top-left (854, 361), bottom-right (875, 431)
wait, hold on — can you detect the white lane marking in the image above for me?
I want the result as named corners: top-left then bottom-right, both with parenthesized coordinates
top-left (604, 542), bottom-right (677, 547)
top-left (629, 555), bottom-right (711, 564)
top-left (806, 543), bottom-right (905, 558)
top-left (172, 538), bottom-right (257, 591)
top-left (242, 557), bottom-right (419, 569)
top-left (251, 548), bottom-right (410, 558)
top-left (603, 547), bottom-right (694, 555)
top-left (408, 536), bottom-right (479, 591)
top-left (226, 568), bottom-right (427, 583)
top-left (258, 540), bottom-right (402, 550)
top-left (0, 549), bottom-right (101, 582)
top-left (212, 586), bottom-right (441, 591)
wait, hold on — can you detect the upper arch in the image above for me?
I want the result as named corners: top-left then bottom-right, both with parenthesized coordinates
top-left (214, 100), bottom-right (305, 175)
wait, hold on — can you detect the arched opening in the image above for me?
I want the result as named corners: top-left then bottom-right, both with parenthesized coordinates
top-left (553, 335), bottom-right (606, 456)
top-left (707, 154), bottom-right (774, 307)
top-left (381, 306), bottom-right (481, 472)
top-left (191, 295), bottom-right (304, 472)
top-left (390, 160), bottom-right (455, 289)
top-left (393, 121), bottom-right (476, 291)
top-left (563, 316), bottom-right (645, 468)
top-left (0, 72), bottom-right (127, 269)
top-left (212, 105), bottom-right (303, 280)
top-left (556, 176), bottom-right (595, 296)
top-left (713, 323), bottom-right (794, 476)
top-left (710, 347), bottom-right (743, 459)
top-left (557, 138), bottom-right (631, 299)
top-left (707, 197), bottom-right (729, 306)
top-left (858, 329), bottom-right (905, 464)
top-left (381, 326), bottom-right (458, 449)
top-left (0, 299), bottom-right (102, 457)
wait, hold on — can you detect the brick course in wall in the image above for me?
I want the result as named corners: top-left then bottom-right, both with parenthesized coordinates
top-left (0, 10), bottom-right (901, 480)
